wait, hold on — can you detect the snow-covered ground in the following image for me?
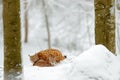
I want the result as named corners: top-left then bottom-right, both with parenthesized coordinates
top-left (1, 0), bottom-right (120, 80)
top-left (22, 44), bottom-right (120, 80)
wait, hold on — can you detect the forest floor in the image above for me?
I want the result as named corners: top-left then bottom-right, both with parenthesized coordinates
top-left (1, 42), bottom-right (120, 80)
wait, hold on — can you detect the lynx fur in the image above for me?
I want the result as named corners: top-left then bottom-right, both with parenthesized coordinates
top-left (30, 49), bottom-right (66, 67)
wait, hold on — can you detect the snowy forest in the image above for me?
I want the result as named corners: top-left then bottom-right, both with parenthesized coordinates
top-left (1, 0), bottom-right (120, 80)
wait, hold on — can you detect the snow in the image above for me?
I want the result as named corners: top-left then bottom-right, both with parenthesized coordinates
top-left (1, 0), bottom-right (120, 80)
top-left (69, 45), bottom-right (115, 80)
top-left (23, 45), bottom-right (119, 80)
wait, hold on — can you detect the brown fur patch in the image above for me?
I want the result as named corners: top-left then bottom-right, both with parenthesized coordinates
top-left (30, 49), bottom-right (66, 67)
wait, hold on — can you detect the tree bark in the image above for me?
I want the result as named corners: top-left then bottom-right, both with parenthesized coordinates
top-left (3, 0), bottom-right (22, 80)
top-left (94, 0), bottom-right (116, 53)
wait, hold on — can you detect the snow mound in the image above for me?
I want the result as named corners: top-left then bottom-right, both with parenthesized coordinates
top-left (68, 44), bottom-right (115, 80)
top-left (24, 45), bottom-right (116, 80)
top-left (73, 44), bottom-right (115, 68)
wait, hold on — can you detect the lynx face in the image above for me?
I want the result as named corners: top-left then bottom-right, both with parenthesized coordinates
top-left (30, 49), bottom-right (66, 67)
top-left (29, 54), bottom-right (39, 63)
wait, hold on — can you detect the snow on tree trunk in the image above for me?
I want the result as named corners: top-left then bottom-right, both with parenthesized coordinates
top-left (3, 0), bottom-right (22, 80)
top-left (116, 0), bottom-right (120, 54)
top-left (94, 0), bottom-right (116, 53)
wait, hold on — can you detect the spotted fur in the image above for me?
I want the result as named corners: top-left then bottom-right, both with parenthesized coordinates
top-left (30, 49), bottom-right (66, 67)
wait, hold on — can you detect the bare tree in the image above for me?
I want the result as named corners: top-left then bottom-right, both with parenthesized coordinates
top-left (3, 0), bottom-right (22, 80)
top-left (42, 0), bottom-right (51, 49)
top-left (94, 0), bottom-right (116, 53)
top-left (0, 0), bottom-right (2, 4)
top-left (116, 0), bottom-right (120, 10)
top-left (24, 0), bottom-right (28, 43)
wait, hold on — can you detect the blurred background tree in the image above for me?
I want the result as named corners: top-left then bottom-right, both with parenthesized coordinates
top-left (24, 0), bottom-right (29, 43)
top-left (42, 0), bottom-right (51, 49)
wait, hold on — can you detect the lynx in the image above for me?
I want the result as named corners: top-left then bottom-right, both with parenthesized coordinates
top-left (30, 49), bottom-right (66, 67)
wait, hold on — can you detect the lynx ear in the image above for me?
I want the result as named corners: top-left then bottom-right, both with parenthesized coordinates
top-left (28, 54), bottom-right (32, 58)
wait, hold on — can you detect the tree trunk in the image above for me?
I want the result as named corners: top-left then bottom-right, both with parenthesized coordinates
top-left (94, 0), bottom-right (116, 53)
top-left (3, 0), bottom-right (22, 80)
top-left (116, 0), bottom-right (120, 10)
top-left (24, 0), bottom-right (28, 43)
top-left (42, 0), bottom-right (51, 49)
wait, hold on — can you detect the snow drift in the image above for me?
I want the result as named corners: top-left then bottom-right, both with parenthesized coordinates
top-left (23, 45), bottom-right (116, 80)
